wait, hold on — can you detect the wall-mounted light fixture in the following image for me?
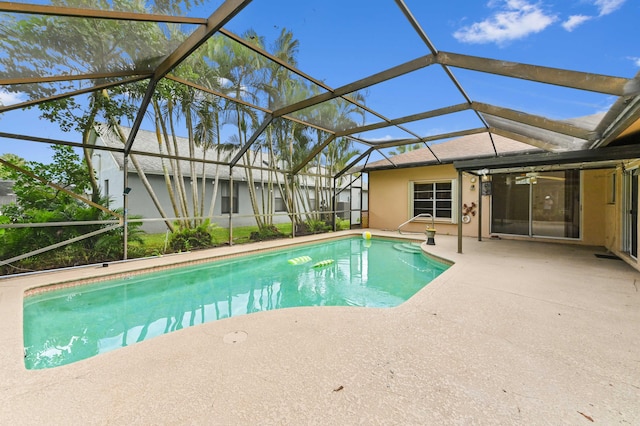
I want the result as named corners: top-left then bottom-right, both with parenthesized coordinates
top-left (123, 187), bottom-right (132, 195)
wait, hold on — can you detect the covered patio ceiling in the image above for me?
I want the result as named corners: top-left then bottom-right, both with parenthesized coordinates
top-left (1, 0), bottom-right (640, 177)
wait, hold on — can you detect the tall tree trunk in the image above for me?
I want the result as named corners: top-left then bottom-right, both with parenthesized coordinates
top-left (168, 114), bottom-right (190, 224)
top-left (152, 102), bottom-right (181, 221)
top-left (83, 91), bottom-right (108, 204)
top-left (111, 122), bottom-right (175, 232)
top-left (199, 149), bottom-right (207, 218)
top-left (185, 108), bottom-right (200, 226)
top-left (207, 119), bottom-right (224, 219)
top-left (244, 151), bottom-right (264, 229)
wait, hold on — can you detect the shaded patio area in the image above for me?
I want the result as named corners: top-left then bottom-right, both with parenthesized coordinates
top-left (1, 231), bottom-right (639, 424)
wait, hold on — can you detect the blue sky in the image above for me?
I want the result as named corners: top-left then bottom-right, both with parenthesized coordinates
top-left (1, 0), bottom-right (638, 163)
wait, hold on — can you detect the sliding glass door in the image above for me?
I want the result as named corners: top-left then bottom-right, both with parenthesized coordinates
top-left (491, 174), bottom-right (530, 235)
top-left (491, 170), bottom-right (581, 239)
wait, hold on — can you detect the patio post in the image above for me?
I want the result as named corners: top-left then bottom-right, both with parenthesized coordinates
top-left (478, 171), bottom-right (482, 241)
top-left (332, 176), bottom-right (337, 231)
top-left (123, 154), bottom-right (129, 260)
top-left (228, 167), bottom-right (233, 246)
top-left (458, 169), bottom-right (463, 253)
top-left (291, 173), bottom-right (296, 238)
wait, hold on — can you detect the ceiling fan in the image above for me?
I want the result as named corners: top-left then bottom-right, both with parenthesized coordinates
top-left (515, 172), bottom-right (566, 183)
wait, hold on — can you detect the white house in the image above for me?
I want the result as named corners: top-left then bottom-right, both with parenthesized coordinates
top-left (0, 180), bottom-right (16, 214)
top-left (91, 126), bottom-right (365, 234)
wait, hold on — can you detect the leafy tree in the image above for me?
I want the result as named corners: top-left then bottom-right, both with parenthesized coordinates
top-left (0, 145), bottom-right (142, 274)
top-left (4, 145), bottom-right (91, 211)
top-left (1, 3), bottom-right (368, 241)
top-left (0, 0), bottom-right (203, 203)
top-left (0, 153), bottom-right (25, 179)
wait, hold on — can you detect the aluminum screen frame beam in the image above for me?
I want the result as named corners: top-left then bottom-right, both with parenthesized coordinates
top-left (437, 51), bottom-right (631, 96)
top-left (370, 127), bottom-right (487, 150)
top-left (272, 55), bottom-right (436, 118)
top-left (0, 2), bottom-right (207, 24)
top-left (229, 114), bottom-right (273, 168)
top-left (453, 143), bottom-right (640, 172)
top-left (218, 29), bottom-right (414, 144)
top-left (336, 103), bottom-right (471, 137)
top-left (124, 0), bottom-right (252, 155)
top-left (488, 127), bottom-right (563, 152)
top-left (0, 70), bottom-right (153, 86)
top-left (0, 75), bottom-right (150, 114)
top-left (473, 102), bottom-right (596, 141)
top-left (395, 0), bottom-right (494, 155)
top-left (592, 96), bottom-right (640, 148)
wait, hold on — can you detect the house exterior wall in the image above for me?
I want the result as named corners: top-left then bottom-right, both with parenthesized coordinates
top-left (605, 161), bottom-right (640, 272)
top-left (0, 180), bottom-right (17, 213)
top-left (369, 164), bottom-right (490, 237)
top-left (94, 151), bottom-right (123, 208)
top-left (603, 167), bottom-right (621, 253)
top-left (92, 152), bottom-right (354, 234)
top-left (109, 174), bottom-right (295, 234)
top-left (369, 164), bottom-right (609, 245)
top-left (582, 169), bottom-right (607, 246)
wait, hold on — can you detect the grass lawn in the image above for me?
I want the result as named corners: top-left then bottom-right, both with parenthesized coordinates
top-left (134, 222), bottom-right (294, 255)
top-left (134, 220), bottom-right (350, 257)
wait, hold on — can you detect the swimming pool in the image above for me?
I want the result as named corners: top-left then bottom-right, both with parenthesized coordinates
top-left (23, 237), bottom-right (450, 369)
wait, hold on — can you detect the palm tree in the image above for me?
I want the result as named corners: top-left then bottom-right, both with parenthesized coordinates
top-left (389, 143), bottom-right (423, 156)
top-left (207, 30), bottom-right (268, 228)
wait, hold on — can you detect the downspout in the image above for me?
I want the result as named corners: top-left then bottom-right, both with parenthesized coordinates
top-left (457, 169), bottom-right (463, 254)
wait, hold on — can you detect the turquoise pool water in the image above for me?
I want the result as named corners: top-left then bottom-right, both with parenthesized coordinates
top-left (23, 237), bottom-right (449, 369)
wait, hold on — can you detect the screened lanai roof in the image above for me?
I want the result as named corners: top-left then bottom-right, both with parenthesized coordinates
top-left (1, 0), bottom-right (640, 177)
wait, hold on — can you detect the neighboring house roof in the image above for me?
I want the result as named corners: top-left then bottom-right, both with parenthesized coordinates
top-left (94, 125), bottom-right (348, 188)
top-left (95, 125), bottom-right (281, 182)
top-left (364, 132), bottom-right (542, 171)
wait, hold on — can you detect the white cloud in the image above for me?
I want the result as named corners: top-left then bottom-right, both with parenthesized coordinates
top-left (560, 1), bottom-right (626, 32)
top-left (628, 56), bottom-right (640, 67)
top-left (594, 0), bottom-right (626, 16)
top-left (453, 0), bottom-right (557, 45)
top-left (0, 90), bottom-right (25, 106)
top-left (562, 15), bottom-right (592, 31)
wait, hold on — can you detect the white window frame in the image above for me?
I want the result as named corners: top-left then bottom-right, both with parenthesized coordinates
top-left (409, 179), bottom-right (457, 223)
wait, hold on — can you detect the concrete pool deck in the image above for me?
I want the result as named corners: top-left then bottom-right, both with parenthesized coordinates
top-left (1, 230), bottom-right (639, 424)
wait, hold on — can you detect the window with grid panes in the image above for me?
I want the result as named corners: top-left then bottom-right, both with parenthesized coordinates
top-left (221, 181), bottom-right (239, 214)
top-left (412, 181), bottom-right (452, 220)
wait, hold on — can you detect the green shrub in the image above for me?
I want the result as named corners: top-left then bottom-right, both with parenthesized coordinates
top-left (306, 219), bottom-right (332, 234)
top-left (335, 217), bottom-right (351, 230)
top-left (249, 224), bottom-right (285, 241)
top-left (168, 220), bottom-right (217, 252)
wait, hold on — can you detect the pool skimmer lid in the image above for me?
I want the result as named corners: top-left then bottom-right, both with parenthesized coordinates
top-left (223, 330), bottom-right (248, 344)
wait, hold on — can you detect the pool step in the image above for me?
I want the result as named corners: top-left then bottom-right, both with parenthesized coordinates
top-left (393, 243), bottom-right (423, 254)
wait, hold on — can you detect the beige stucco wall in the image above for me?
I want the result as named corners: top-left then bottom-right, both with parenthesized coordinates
top-left (369, 164), bottom-right (490, 238)
top-left (581, 169), bottom-right (607, 246)
top-left (369, 166), bottom-right (609, 245)
top-left (603, 167), bottom-right (621, 253)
